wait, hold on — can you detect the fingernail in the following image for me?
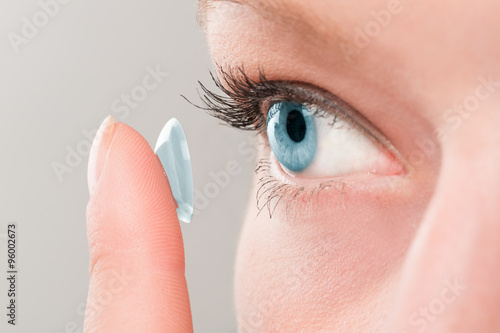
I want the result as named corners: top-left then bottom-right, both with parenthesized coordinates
top-left (88, 115), bottom-right (116, 195)
top-left (154, 118), bottom-right (194, 223)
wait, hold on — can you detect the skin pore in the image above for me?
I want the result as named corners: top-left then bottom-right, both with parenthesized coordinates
top-left (201, 0), bottom-right (500, 332)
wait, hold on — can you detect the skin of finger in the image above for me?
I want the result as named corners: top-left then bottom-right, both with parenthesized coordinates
top-left (84, 122), bottom-right (193, 333)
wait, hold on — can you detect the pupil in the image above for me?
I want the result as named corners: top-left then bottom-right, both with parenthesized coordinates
top-left (286, 110), bottom-right (306, 142)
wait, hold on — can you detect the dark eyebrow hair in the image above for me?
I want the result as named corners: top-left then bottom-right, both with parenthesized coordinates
top-left (196, 0), bottom-right (344, 49)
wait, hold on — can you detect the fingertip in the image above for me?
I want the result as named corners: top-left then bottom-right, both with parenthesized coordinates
top-left (87, 115), bottom-right (116, 195)
top-left (84, 121), bottom-right (192, 332)
top-left (87, 121), bottom-right (182, 269)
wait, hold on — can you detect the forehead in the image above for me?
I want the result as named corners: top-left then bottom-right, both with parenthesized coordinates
top-left (198, 0), bottom-right (333, 28)
top-left (197, 0), bottom-right (426, 40)
top-left (198, 0), bottom-right (352, 47)
top-left (198, 0), bottom-right (498, 57)
top-left (199, 0), bottom-right (498, 92)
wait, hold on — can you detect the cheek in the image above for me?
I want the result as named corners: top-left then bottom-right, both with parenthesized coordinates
top-left (234, 177), bottom-right (428, 331)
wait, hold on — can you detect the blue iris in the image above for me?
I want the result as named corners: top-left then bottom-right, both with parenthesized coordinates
top-left (266, 101), bottom-right (317, 172)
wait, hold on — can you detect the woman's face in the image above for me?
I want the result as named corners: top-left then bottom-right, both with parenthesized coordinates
top-left (201, 0), bottom-right (500, 331)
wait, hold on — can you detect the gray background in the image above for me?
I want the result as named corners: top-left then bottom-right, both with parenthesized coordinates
top-left (0, 0), bottom-right (253, 332)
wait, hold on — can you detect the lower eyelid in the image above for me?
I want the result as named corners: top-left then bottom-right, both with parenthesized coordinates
top-left (266, 146), bottom-right (406, 188)
top-left (254, 148), bottom-right (408, 218)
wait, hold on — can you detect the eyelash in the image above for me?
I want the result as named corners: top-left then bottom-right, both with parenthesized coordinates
top-left (191, 66), bottom-right (271, 133)
top-left (190, 65), bottom-right (341, 132)
top-left (254, 158), bottom-right (348, 218)
top-left (186, 65), bottom-right (372, 218)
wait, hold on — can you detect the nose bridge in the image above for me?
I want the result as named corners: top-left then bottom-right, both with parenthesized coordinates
top-left (391, 108), bottom-right (500, 332)
top-left (427, 80), bottom-right (500, 246)
top-left (439, 134), bottom-right (500, 223)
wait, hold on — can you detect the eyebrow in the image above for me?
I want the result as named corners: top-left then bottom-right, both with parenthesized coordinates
top-left (198, 0), bottom-right (282, 28)
top-left (197, 0), bottom-right (342, 47)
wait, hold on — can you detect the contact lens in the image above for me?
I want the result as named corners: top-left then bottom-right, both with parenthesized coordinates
top-left (266, 101), bottom-right (317, 173)
top-left (154, 118), bottom-right (194, 223)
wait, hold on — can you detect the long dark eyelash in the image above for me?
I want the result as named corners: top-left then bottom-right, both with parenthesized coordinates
top-left (185, 65), bottom-right (278, 133)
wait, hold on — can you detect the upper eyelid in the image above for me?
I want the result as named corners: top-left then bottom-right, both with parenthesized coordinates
top-left (260, 82), bottom-right (366, 130)
top-left (191, 65), bottom-right (359, 133)
top-left (244, 78), bottom-right (387, 147)
top-left (190, 65), bottom-right (398, 156)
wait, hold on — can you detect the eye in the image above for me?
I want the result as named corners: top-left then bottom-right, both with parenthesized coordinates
top-left (266, 102), bottom-right (317, 172)
top-left (266, 101), bottom-right (403, 178)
